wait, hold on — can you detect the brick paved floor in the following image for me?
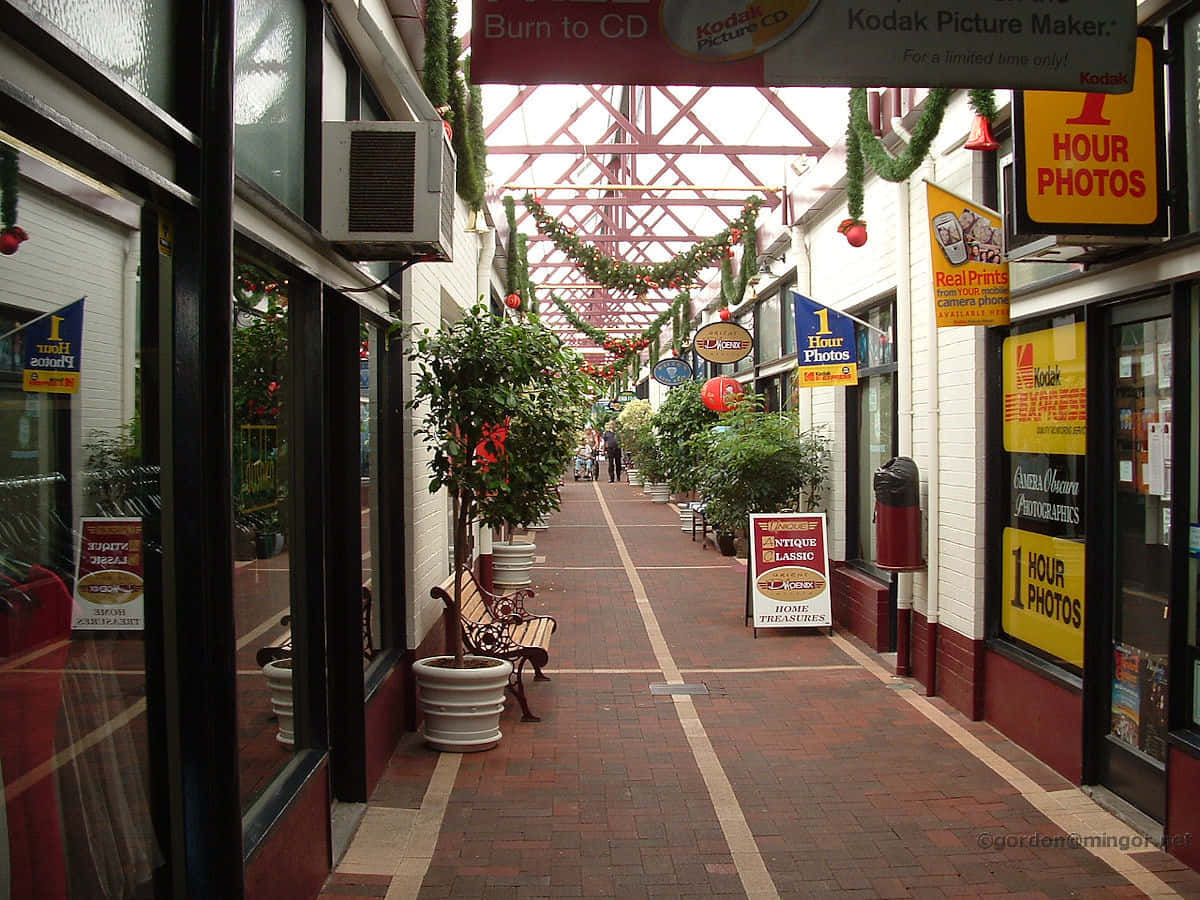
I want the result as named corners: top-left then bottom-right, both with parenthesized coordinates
top-left (321, 479), bottom-right (1200, 899)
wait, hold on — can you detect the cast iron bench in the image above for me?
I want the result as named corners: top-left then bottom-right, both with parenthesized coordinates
top-left (256, 585), bottom-right (375, 667)
top-left (691, 502), bottom-right (714, 546)
top-left (431, 569), bottom-right (556, 722)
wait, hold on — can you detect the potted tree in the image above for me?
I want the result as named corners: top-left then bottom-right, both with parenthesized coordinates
top-left (694, 395), bottom-right (830, 555)
top-left (650, 380), bottom-right (718, 527)
top-left (407, 304), bottom-right (588, 750)
top-left (615, 398), bottom-right (652, 486)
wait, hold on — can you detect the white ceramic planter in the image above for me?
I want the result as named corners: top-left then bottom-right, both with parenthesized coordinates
top-left (492, 540), bottom-right (536, 588)
top-left (678, 503), bottom-right (694, 531)
top-left (627, 469), bottom-right (643, 487)
top-left (646, 482), bottom-right (671, 503)
top-left (414, 656), bottom-right (515, 752)
top-left (262, 659), bottom-right (295, 748)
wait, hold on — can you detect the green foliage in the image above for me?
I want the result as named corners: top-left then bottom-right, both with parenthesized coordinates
top-left (693, 397), bottom-right (831, 536)
top-left (614, 398), bottom-right (652, 447)
top-left (406, 306), bottom-right (590, 662)
top-left (650, 382), bottom-right (717, 494)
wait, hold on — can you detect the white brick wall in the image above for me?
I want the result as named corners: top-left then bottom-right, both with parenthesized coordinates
top-left (402, 197), bottom-right (494, 650)
top-left (796, 91), bottom-right (990, 642)
top-left (3, 180), bottom-right (137, 513)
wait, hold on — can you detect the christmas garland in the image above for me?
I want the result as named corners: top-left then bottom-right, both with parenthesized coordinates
top-left (423, 0), bottom-right (486, 212)
top-left (843, 88), bottom-right (997, 225)
top-left (503, 196), bottom-right (533, 311)
top-left (719, 224), bottom-right (756, 310)
top-left (0, 146), bottom-right (29, 255)
top-left (524, 193), bottom-right (762, 295)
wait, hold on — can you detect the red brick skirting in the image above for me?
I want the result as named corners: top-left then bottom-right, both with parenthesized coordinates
top-left (1168, 745), bottom-right (1200, 871)
top-left (904, 611), bottom-right (984, 720)
top-left (981, 649), bottom-right (1082, 784)
top-left (244, 761), bottom-right (331, 900)
top-left (365, 660), bottom-right (409, 795)
top-left (830, 564), bottom-right (890, 652)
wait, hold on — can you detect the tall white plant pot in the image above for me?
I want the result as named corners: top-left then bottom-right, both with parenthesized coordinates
top-left (262, 659), bottom-right (295, 747)
top-left (627, 469), bottom-right (643, 487)
top-left (646, 483), bottom-right (671, 503)
top-left (678, 503), bottom-right (694, 531)
top-left (414, 656), bottom-right (514, 752)
top-left (492, 540), bottom-right (536, 588)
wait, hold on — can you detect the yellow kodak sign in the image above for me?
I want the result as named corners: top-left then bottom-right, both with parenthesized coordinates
top-left (1019, 35), bottom-right (1163, 230)
top-left (1002, 528), bottom-right (1084, 668)
top-left (1002, 322), bottom-right (1087, 456)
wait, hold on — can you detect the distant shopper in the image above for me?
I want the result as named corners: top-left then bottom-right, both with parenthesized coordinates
top-left (601, 422), bottom-right (622, 483)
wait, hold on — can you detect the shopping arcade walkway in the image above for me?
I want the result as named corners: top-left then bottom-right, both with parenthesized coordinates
top-left (321, 479), bottom-right (1200, 899)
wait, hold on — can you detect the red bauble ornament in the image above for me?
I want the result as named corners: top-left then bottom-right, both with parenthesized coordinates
top-left (0, 231), bottom-right (19, 255)
top-left (837, 218), bottom-right (868, 247)
top-left (701, 376), bottom-right (744, 413)
top-left (718, 307), bottom-right (731, 321)
top-left (504, 292), bottom-right (521, 309)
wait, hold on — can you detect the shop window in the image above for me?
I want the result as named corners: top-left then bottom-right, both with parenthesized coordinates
top-left (232, 256), bottom-right (296, 808)
top-left (360, 316), bottom-right (381, 665)
top-left (995, 310), bottom-right (1086, 674)
top-left (733, 313), bottom-right (754, 375)
top-left (234, 0), bottom-right (307, 215)
top-left (755, 291), bottom-right (782, 364)
top-left (780, 275), bottom-right (797, 358)
top-left (846, 300), bottom-right (896, 576)
top-left (26, 0), bottom-right (176, 111)
top-left (1, 159), bottom-right (164, 895)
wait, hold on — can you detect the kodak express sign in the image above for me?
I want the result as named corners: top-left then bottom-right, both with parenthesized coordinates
top-left (1013, 32), bottom-right (1166, 236)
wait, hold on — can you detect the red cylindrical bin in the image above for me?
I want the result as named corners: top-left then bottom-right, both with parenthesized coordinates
top-left (873, 457), bottom-right (926, 571)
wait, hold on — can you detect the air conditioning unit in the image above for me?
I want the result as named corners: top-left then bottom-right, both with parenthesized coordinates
top-left (322, 120), bottom-right (455, 262)
top-left (1002, 159), bottom-right (1162, 265)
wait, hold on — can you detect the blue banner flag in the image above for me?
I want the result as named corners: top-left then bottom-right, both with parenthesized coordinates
top-left (793, 292), bottom-right (857, 388)
top-left (23, 297), bottom-right (85, 394)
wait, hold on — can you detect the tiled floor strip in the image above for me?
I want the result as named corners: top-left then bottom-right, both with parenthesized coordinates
top-left (829, 633), bottom-right (1183, 900)
top-left (592, 480), bottom-right (782, 900)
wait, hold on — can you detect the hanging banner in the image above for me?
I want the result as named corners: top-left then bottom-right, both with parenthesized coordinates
top-left (472, 1), bottom-right (1136, 92)
top-left (22, 297), bottom-right (85, 394)
top-left (693, 321), bottom-right (753, 364)
top-left (72, 517), bottom-right (146, 631)
top-left (1002, 322), bottom-right (1087, 455)
top-left (1013, 32), bottom-right (1167, 237)
top-left (652, 356), bottom-right (694, 386)
top-left (925, 183), bottom-right (1009, 327)
top-left (748, 513), bottom-right (832, 629)
top-left (793, 292), bottom-right (857, 387)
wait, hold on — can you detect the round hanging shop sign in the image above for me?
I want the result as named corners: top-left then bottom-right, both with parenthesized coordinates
top-left (693, 321), bottom-right (753, 365)
top-left (652, 357), bottom-right (694, 387)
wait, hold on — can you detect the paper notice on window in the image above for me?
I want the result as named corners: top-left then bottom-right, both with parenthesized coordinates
top-left (1119, 356), bottom-right (1133, 378)
top-left (1119, 459), bottom-right (1134, 482)
top-left (1141, 352), bottom-right (1155, 378)
top-left (1148, 422), bottom-right (1168, 497)
top-left (1158, 344), bottom-right (1172, 390)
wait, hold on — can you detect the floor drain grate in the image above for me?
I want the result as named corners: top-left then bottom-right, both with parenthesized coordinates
top-left (649, 683), bottom-right (709, 695)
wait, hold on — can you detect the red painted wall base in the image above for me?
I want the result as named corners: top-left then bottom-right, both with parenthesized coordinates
top-left (244, 762), bottom-right (331, 900)
top-left (1168, 746), bottom-right (1200, 872)
top-left (830, 564), bottom-right (890, 652)
top-left (904, 612), bottom-right (984, 720)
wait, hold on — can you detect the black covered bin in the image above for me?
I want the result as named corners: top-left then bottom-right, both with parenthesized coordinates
top-left (873, 456), bottom-right (925, 571)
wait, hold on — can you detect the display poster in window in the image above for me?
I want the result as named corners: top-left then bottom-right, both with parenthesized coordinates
top-left (1014, 34), bottom-right (1166, 237)
top-left (1111, 643), bottom-right (1140, 746)
top-left (72, 517), bottom-right (145, 631)
top-left (22, 297), bottom-right (85, 394)
top-left (748, 513), bottom-right (832, 629)
top-left (1001, 528), bottom-right (1084, 668)
top-left (1138, 656), bottom-right (1168, 761)
top-left (1002, 322), bottom-right (1086, 456)
top-left (792, 292), bottom-right (857, 387)
top-left (471, 1), bottom-right (1136, 93)
top-left (925, 182), bottom-right (1009, 327)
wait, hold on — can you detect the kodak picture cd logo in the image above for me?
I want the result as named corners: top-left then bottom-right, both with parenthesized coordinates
top-left (662, 0), bottom-right (820, 62)
top-left (76, 569), bottom-right (145, 605)
top-left (755, 566), bottom-right (826, 603)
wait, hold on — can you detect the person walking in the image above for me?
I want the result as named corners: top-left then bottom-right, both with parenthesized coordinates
top-left (601, 421), bottom-right (622, 483)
